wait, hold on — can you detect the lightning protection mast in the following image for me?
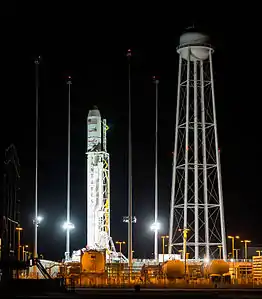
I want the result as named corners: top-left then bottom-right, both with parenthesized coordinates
top-left (63, 76), bottom-right (75, 262)
top-left (33, 56), bottom-right (40, 260)
top-left (150, 76), bottom-right (160, 261)
top-left (127, 49), bottom-right (133, 268)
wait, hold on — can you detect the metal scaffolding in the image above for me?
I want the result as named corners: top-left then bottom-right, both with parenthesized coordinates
top-left (0, 144), bottom-right (21, 279)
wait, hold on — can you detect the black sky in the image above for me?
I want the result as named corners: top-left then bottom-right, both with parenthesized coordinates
top-left (2, 5), bottom-right (262, 260)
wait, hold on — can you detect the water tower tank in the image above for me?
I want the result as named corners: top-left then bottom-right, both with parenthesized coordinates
top-left (177, 27), bottom-right (212, 61)
top-left (162, 260), bottom-right (184, 278)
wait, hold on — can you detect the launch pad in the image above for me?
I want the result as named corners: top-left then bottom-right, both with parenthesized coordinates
top-left (22, 253), bottom-right (260, 290)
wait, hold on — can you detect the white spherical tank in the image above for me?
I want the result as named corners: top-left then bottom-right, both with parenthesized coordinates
top-left (162, 260), bottom-right (184, 279)
top-left (178, 30), bottom-right (211, 61)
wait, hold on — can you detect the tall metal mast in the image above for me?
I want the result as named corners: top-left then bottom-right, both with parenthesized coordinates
top-left (65, 76), bottom-right (72, 261)
top-left (153, 76), bottom-right (159, 261)
top-left (127, 49), bottom-right (133, 267)
top-left (33, 56), bottom-right (40, 259)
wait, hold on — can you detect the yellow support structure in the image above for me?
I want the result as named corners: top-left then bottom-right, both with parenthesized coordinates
top-left (103, 159), bottom-right (110, 235)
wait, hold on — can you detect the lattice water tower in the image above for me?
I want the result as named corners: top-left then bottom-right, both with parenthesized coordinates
top-left (168, 28), bottom-right (227, 260)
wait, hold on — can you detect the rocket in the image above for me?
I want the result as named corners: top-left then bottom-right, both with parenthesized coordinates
top-left (86, 106), bottom-right (112, 251)
top-left (87, 106), bottom-right (102, 152)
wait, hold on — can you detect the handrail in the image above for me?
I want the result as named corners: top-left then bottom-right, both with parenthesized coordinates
top-left (177, 43), bottom-right (213, 51)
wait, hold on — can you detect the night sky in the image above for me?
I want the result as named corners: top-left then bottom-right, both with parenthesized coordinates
top-left (2, 6), bottom-right (261, 261)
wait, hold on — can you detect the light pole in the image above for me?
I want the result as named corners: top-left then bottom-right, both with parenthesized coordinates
top-left (178, 228), bottom-right (190, 262)
top-left (234, 248), bottom-right (240, 260)
top-left (218, 245), bottom-right (222, 259)
top-left (228, 235), bottom-right (239, 260)
top-left (33, 215), bottom-right (43, 259)
top-left (116, 241), bottom-right (126, 263)
top-left (241, 240), bottom-right (251, 261)
top-left (22, 245), bottom-right (29, 261)
top-left (16, 226), bottom-right (23, 261)
top-left (34, 56), bottom-right (41, 260)
top-left (126, 49), bottom-right (133, 269)
top-left (150, 222), bottom-right (160, 261)
top-left (64, 76), bottom-right (74, 262)
top-left (65, 75), bottom-right (71, 261)
top-left (151, 76), bottom-right (159, 262)
top-left (161, 235), bottom-right (169, 263)
top-left (178, 228), bottom-right (190, 279)
top-left (241, 239), bottom-right (251, 283)
top-left (256, 250), bottom-right (262, 256)
top-left (62, 221), bottom-right (75, 259)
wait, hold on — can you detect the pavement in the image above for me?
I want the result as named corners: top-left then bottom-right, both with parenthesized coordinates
top-left (8, 287), bottom-right (262, 298)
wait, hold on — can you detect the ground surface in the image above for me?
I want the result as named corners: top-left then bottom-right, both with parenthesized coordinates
top-left (9, 288), bottom-right (262, 298)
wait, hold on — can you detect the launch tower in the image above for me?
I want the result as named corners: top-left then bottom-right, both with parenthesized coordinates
top-left (168, 28), bottom-right (227, 260)
top-left (86, 106), bottom-right (116, 253)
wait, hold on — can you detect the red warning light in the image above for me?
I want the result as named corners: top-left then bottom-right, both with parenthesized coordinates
top-left (67, 76), bottom-right (72, 83)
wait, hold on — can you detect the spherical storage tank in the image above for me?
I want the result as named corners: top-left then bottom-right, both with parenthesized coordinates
top-left (177, 27), bottom-right (212, 61)
top-left (81, 250), bottom-right (105, 273)
top-left (162, 260), bottom-right (184, 278)
top-left (208, 260), bottom-right (229, 275)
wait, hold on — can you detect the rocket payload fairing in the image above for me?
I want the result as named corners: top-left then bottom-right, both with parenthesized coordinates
top-left (87, 107), bottom-right (102, 152)
top-left (86, 106), bottom-right (114, 252)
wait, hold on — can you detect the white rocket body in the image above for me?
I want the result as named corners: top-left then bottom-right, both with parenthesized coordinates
top-left (86, 106), bottom-right (112, 251)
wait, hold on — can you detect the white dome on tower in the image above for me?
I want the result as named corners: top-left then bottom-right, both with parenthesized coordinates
top-left (177, 28), bottom-right (212, 61)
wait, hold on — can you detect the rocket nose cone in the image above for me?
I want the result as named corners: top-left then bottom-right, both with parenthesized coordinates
top-left (88, 105), bottom-right (101, 117)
